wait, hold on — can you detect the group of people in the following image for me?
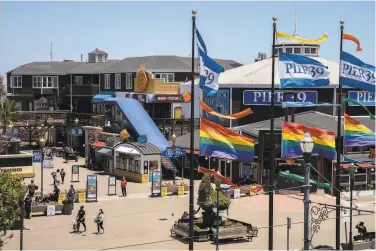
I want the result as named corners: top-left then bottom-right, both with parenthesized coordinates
top-left (74, 205), bottom-right (104, 235)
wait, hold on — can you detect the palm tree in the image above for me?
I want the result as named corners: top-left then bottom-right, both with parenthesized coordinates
top-left (0, 99), bottom-right (18, 134)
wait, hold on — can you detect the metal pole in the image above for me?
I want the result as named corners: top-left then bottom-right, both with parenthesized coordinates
top-left (303, 153), bottom-right (311, 250)
top-left (20, 199), bottom-right (24, 251)
top-left (216, 186), bottom-right (219, 251)
top-left (269, 16), bottom-right (277, 251)
top-left (336, 20), bottom-right (344, 250)
top-left (287, 217), bottom-right (291, 250)
top-left (349, 175), bottom-right (354, 250)
top-left (188, 9), bottom-right (196, 251)
top-left (41, 148), bottom-right (44, 193)
top-left (345, 222), bottom-right (348, 250)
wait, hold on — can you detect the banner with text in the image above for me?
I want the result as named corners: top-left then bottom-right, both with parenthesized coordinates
top-left (347, 91), bottom-right (376, 106)
top-left (243, 90), bottom-right (317, 106)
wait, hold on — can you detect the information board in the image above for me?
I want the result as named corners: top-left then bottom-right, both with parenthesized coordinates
top-left (86, 175), bottom-right (98, 202)
top-left (234, 189), bottom-right (240, 199)
top-left (47, 205), bottom-right (55, 216)
top-left (32, 150), bottom-right (41, 163)
top-left (151, 171), bottom-right (161, 196)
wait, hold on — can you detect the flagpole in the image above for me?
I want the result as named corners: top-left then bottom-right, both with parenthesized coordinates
top-left (335, 20), bottom-right (344, 251)
top-left (269, 16), bottom-right (277, 251)
top-left (189, 9), bottom-right (196, 251)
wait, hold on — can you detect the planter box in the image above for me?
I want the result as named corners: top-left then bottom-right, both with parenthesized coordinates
top-left (194, 228), bottom-right (210, 242)
top-left (342, 190), bottom-right (375, 197)
top-left (31, 204), bottom-right (63, 216)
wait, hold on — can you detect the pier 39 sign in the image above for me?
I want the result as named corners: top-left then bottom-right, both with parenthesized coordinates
top-left (243, 90), bottom-right (318, 106)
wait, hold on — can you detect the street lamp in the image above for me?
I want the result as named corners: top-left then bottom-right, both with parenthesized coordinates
top-left (39, 137), bottom-right (46, 193)
top-left (214, 175), bottom-right (221, 251)
top-left (300, 132), bottom-right (314, 251)
top-left (171, 134), bottom-right (177, 185)
top-left (347, 163), bottom-right (357, 250)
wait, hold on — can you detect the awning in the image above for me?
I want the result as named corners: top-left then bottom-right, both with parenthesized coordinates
top-left (0, 166), bottom-right (35, 178)
top-left (92, 141), bottom-right (105, 148)
top-left (92, 93), bottom-right (115, 103)
top-left (115, 146), bottom-right (141, 156)
top-left (97, 148), bottom-right (112, 156)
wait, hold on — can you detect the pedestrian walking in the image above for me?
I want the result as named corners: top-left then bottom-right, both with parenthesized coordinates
top-left (60, 169), bottom-right (66, 184)
top-left (67, 184), bottom-right (76, 208)
top-left (24, 195), bottom-right (32, 219)
top-left (27, 180), bottom-right (37, 198)
top-left (95, 209), bottom-right (104, 234)
top-left (75, 205), bottom-right (86, 233)
top-left (121, 177), bottom-right (127, 197)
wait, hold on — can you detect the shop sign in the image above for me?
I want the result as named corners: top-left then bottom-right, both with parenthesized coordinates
top-left (32, 150), bottom-right (41, 163)
top-left (162, 147), bottom-right (186, 158)
top-left (150, 94), bottom-right (188, 103)
top-left (203, 90), bottom-right (230, 124)
top-left (243, 90), bottom-right (318, 105)
top-left (72, 128), bottom-right (83, 137)
top-left (348, 91), bottom-right (376, 106)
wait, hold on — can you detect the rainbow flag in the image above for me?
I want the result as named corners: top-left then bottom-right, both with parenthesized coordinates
top-left (282, 122), bottom-right (336, 160)
top-left (199, 118), bottom-right (255, 163)
top-left (344, 114), bottom-right (376, 147)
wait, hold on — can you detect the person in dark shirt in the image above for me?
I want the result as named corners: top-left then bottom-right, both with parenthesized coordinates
top-left (355, 222), bottom-right (367, 236)
top-left (27, 180), bottom-right (37, 198)
top-left (76, 205), bottom-right (86, 233)
top-left (24, 195), bottom-right (32, 219)
top-left (53, 187), bottom-right (60, 202)
top-left (60, 169), bottom-right (66, 184)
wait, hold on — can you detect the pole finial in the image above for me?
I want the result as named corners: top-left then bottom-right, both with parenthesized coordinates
top-left (340, 20), bottom-right (344, 25)
top-left (273, 16), bottom-right (277, 22)
top-left (192, 9), bottom-right (197, 15)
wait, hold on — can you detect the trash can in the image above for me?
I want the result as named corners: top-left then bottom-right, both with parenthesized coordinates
top-left (62, 202), bottom-right (73, 215)
top-left (220, 184), bottom-right (231, 200)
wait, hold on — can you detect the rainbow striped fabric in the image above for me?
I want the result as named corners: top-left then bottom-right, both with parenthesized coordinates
top-left (199, 118), bottom-right (255, 163)
top-left (344, 114), bottom-right (376, 147)
top-left (282, 122), bottom-right (336, 160)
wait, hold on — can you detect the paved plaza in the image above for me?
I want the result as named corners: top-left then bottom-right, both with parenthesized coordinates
top-left (4, 157), bottom-right (375, 250)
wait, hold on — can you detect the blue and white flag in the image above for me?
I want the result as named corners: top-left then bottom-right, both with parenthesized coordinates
top-left (340, 51), bottom-right (375, 92)
top-left (198, 48), bottom-right (224, 96)
top-left (195, 27), bottom-right (223, 96)
top-left (279, 52), bottom-right (330, 89)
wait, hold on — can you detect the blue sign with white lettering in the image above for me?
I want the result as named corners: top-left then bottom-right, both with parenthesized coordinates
top-left (11, 128), bottom-right (19, 137)
top-left (71, 128), bottom-right (83, 137)
top-left (32, 150), bottom-right (41, 163)
top-left (348, 91), bottom-right (376, 106)
top-left (162, 147), bottom-right (186, 158)
top-left (243, 90), bottom-right (318, 106)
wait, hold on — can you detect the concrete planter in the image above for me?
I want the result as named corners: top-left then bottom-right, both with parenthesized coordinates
top-left (342, 190), bottom-right (375, 197)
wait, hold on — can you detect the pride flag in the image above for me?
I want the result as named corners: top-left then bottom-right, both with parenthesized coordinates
top-left (344, 114), bottom-right (376, 147)
top-left (282, 122), bottom-right (336, 160)
top-left (199, 118), bottom-right (255, 163)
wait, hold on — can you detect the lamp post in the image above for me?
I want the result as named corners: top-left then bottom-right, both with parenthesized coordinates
top-left (39, 137), bottom-right (46, 193)
top-left (300, 132), bottom-right (315, 251)
top-left (214, 175), bottom-right (221, 251)
top-left (171, 134), bottom-right (177, 185)
top-left (347, 163), bottom-right (357, 250)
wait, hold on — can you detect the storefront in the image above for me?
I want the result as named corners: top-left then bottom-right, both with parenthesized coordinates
top-left (113, 142), bottom-right (161, 183)
top-left (0, 152), bottom-right (35, 179)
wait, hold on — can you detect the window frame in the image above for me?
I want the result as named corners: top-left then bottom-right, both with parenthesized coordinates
top-left (154, 73), bottom-right (175, 83)
top-left (294, 47), bottom-right (301, 54)
top-left (126, 73), bottom-right (132, 89)
top-left (74, 76), bottom-right (83, 85)
top-left (32, 76), bottom-right (42, 88)
top-left (11, 76), bottom-right (22, 88)
top-left (285, 47), bottom-right (293, 54)
top-left (115, 74), bottom-right (121, 89)
top-left (311, 47), bottom-right (317, 55)
top-left (41, 76), bottom-right (58, 89)
top-left (104, 74), bottom-right (110, 89)
top-left (304, 47), bottom-right (310, 54)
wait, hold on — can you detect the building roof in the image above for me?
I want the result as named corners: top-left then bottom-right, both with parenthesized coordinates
top-left (101, 55), bottom-right (242, 73)
top-left (125, 142), bottom-right (160, 155)
top-left (9, 61), bottom-right (84, 75)
top-left (173, 129), bottom-right (200, 150)
top-left (233, 111), bottom-right (375, 137)
top-left (88, 48), bottom-right (107, 55)
top-left (217, 56), bottom-right (339, 87)
top-left (67, 60), bottom-right (120, 74)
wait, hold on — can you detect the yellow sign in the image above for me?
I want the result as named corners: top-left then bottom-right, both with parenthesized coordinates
top-left (161, 187), bottom-right (168, 197)
top-left (78, 193), bottom-right (86, 203)
top-left (58, 193), bottom-right (66, 204)
top-left (177, 186), bottom-right (185, 195)
top-left (174, 106), bottom-right (182, 119)
top-left (141, 174), bottom-right (149, 184)
top-left (250, 186), bottom-right (256, 196)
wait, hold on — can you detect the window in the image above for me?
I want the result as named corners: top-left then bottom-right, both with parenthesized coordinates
top-left (98, 55), bottom-right (103, 62)
top-left (155, 73), bottom-right (174, 82)
top-left (41, 76), bottom-right (58, 88)
top-left (311, 47), bottom-right (317, 54)
top-left (115, 74), bottom-right (121, 89)
top-left (126, 73), bottom-right (132, 89)
top-left (304, 47), bottom-right (310, 54)
top-left (32, 76), bottom-right (42, 88)
top-left (104, 74), bottom-right (110, 89)
top-left (128, 159), bottom-right (140, 173)
top-left (294, 47), bottom-right (301, 54)
top-left (74, 76), bottom-right (83, 85)
top-left (286, 47), bottom-right (293, 54)
top-left (11, 76), bottom-right (22, 88)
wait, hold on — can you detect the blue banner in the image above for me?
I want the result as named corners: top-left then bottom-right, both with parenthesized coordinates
top-left (340, 51), bottom-right (375, 92)
top-left (71, 128), bottom-right (83, 137)
top-left (347, 91), bottom-right (376, 106)
top-left (243, 90), bottom-right (317, 106)
top-left (162, 147), bottom-right (186, 158)
top-left (32, 150), bottom-right (41, 163)
top-left (279, 52), bottom-right (330, 88)
top-left (202, 90), bottom-right (230, 125)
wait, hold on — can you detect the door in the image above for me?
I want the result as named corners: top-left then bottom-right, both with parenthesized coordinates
top-left (219, 160), bottom-right (231, 180)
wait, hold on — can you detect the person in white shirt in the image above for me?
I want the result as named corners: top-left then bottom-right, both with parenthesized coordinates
top-left (96, 209), bottom-right (104, 234)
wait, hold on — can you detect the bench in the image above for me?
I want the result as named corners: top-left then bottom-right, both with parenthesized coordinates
top-left (170, 222), bottom-right (189, 242)
top-left (212, 226), bottom-right (253, 242)
top-left (224, 217), bottom-right (258, 237)
top-left (31, 204), bottom-right (63, 216)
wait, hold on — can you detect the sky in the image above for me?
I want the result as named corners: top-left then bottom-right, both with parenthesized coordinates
top-left (1, 1), bottom-right (375, 81)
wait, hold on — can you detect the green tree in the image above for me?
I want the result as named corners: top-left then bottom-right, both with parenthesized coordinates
top-left (197, 173), bottom-right (230, 212)
top-left (0, 82), bottom-right (19, 136)
top-left (0, 172), bottom-right (25, 248)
